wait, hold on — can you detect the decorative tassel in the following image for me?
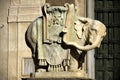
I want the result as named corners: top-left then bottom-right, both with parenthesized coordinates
top-left (39, 59), bottom-right (47, 66)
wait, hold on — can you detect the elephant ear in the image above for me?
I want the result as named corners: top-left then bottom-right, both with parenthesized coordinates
top-left (89, 20), bottom-right (106, 48)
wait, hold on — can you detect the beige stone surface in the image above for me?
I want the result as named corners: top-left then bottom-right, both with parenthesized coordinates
top-left (8, 15), bottom-right (17, 22)
top-left (8, 23), bottom-right (18, 80)
top-left (20, 0), bottom-right (45, 5)
top-left (0, 0), bottom-right (10, 80)
top-left (9, 6), bottom-right (18, 15)
top-left (18, 6), bottom-right (41, 15)
top-left (18, 15), bottom-right (40, 22)
top-left (8, 5), bottom-right (43, 22)
top-left (7, 0), bottom-right (45, 80)
top-left (18, 23), bottom-right (32, 57)
top-left (75, 0), bottom-right (86, 16)
top-left (33, 72), bottom-right (87, 78)
top-left (11, 0), bottom-right (45, 6)
top-left (11, 0), bottom-right (20, 5)
top-left (17, 23), bottom-right (32, 80)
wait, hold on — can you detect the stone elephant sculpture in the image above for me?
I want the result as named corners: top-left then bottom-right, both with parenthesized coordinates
top-left (25, 3), bottom-right (106, 72)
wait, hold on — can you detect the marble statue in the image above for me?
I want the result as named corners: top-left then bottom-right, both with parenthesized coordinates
top-left (25, 3), bottom-right (106, 77)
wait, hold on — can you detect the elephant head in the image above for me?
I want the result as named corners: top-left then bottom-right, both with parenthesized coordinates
top-left (63, 4), bottom-right (106, 51)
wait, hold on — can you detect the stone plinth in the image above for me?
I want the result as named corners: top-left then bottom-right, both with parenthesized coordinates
top-left (26, 78), bottom-right (92, 80)
top-left (32, 72), bottom-right (87, 78)
top-left (25, 72), bottom-right (92, 80)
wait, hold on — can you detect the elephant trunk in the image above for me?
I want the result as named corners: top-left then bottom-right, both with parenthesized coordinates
top-left (63, 35), bottom-right (102, 51)
top-left (73, 35), bottom-right (103, 51)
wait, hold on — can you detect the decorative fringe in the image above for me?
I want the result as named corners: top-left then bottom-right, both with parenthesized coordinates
top-left (39, 59), bottom-right (47, 66)
top-left (47, 59), bottom-right (70, 72)
top-left (48, 64), bottom-right (64, 72)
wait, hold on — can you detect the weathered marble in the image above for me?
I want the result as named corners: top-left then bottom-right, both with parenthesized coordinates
top-left (25, 3), bottom-right (106, 78)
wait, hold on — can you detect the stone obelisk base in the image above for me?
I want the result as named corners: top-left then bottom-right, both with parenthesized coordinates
top-left (27, 78), bottom-right (92, 80)
top-left (26, 72), bottom-right (92, 80)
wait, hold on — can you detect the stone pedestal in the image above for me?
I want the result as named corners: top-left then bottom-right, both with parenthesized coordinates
top-left (24, 72), bottom-right (92, 80)
top-left (32, 72), bottom-right (87, 78)
top-left (27, 78), bottom-right (92, 80)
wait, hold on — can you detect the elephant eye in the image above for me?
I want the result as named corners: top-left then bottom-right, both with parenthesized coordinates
top-left (74, 22), bottom-right (76, 25)
top-left (82, 28), bottom-right (84, 32)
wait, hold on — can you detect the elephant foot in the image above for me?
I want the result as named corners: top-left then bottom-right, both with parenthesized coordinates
top-left (69, 66), bottom-right (79, 72)
top-left (37, 69), bottom-right (46, 72)
top-left (48, 64), bottom-right (64, 72)
top-left (69, 68), bottom-right (79, 72)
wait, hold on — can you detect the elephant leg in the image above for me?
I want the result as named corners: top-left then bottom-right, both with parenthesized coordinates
top-left (69, 55), bottom-right (79, 71)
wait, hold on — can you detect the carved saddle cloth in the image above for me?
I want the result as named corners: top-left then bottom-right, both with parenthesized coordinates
top-left (37, 6), bottom-right (70, 66)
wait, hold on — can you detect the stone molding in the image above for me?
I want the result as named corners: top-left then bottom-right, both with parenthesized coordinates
top-left (8, 5), bottom-right (42, 22)
top-left (10, 0), bottom-right (45, 6)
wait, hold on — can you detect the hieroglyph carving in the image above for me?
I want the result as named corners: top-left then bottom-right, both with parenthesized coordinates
top-left (26, 3), bottom-right (106, 72)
